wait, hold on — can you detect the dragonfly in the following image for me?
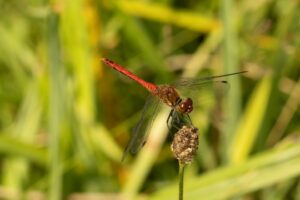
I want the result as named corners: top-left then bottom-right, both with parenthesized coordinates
top-left (101, 58), bottom-right (246, 160)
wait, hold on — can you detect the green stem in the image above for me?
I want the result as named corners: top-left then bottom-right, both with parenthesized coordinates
top-left (179, 163), bottom-right (186, 200)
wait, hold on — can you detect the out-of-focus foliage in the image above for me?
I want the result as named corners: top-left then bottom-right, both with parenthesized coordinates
top-left (0, 0), bottom-right (299, 199)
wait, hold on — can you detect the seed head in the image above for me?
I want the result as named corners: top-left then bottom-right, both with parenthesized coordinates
top-left (171, 126), bottom-right (199, 164)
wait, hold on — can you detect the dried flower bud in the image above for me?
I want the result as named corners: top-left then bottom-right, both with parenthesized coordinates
top-left (171, 126), bottom-right (199, 164)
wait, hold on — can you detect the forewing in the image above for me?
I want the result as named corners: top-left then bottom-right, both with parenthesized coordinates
top-left (174, 71), bottom-right (247, 109)
top-left (173, 72), bottom-right (245, 127)
top-left (175, 79), bottom-right (229, 113)
top-left (174, 71), bottom-right (246, 88)
top-left (122, 95), bottom-right (161, 160)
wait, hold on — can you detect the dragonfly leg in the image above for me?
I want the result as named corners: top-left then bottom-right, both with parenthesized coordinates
top-left (174, 112), bottom-right (180, 125)
top-left (167, 109), bottom-right (174, 130)
top-left (187, 114), bottom-right (194, 126)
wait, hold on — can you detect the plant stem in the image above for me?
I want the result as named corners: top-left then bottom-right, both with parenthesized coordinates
top-left (179, 163), bottom-right (186, 200)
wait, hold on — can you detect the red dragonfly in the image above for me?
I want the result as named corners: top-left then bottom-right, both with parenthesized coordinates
top-left (102, 58), bottom-right (246, 160)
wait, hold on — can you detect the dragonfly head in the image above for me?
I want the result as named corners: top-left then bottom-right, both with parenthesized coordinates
top-left (177, 98), bottom-right (193, 114)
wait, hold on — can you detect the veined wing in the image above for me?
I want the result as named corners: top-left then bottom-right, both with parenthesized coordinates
top-left (122, 94), bottom-right (161, 161)
top-left (174, 71), bottom-right (247, 88)
top-left (173, 71), bottom-right (246, 112)
top-left (174, 71), bottom-right (246, 127)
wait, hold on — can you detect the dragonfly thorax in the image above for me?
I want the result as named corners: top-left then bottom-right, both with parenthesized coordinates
top-left (156, 85), bottom-right (180, 107)
top-left (156, 86), bottom-right (193, 113)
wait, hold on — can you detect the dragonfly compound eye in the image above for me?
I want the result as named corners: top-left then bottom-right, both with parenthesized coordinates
top-left (184, 98), bottom-right (193, 113)
top-left (187, 104), bottom-right (193, 113)
top-left (178, 98), bottom-right (193, 113)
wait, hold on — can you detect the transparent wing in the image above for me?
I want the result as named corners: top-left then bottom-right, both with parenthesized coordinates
top-left (173, 71), bottom-right (246, 113)
top-left (176, 80), bottom-right (229, 114)
top-left (122, 94), bottom-right (161, 161)
top-left (174, 71), bottom-right (246, 88)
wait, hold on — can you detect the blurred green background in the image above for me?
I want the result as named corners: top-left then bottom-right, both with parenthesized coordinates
top-left (0, 0), bottom-right (300, 199)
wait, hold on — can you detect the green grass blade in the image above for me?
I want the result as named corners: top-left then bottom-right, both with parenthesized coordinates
top-left (47, 12), bottom-right (63, 200)
top-left (229, 75), bottom-right (272, 163)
